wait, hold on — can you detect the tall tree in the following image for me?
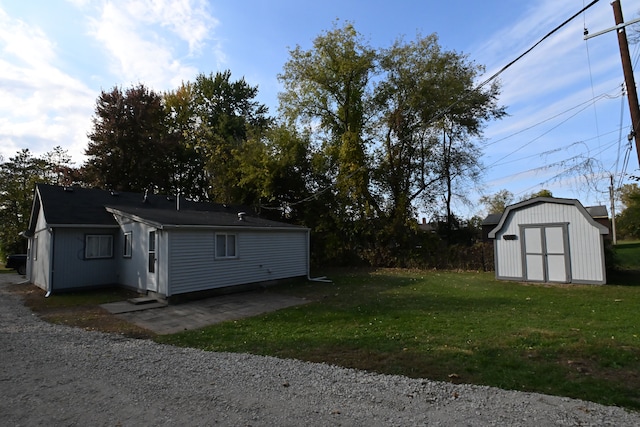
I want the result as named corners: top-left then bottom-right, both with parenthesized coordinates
top-left (278, 25), bottom-right (505, 264)
top-left (42, 146), bottom-right (75, 185)
top-left (480, 189), bottom-right (514, 214)
top-left (374, 34), bottom-right (504, 242)
top-left (0, 149), bottom-right (59, 257)
top-left (163, 83), bottom-right (210, 200)
top-left (616, 183), bottom-right (640, 239)
top-left (84, 84), bottom-right (173, 193)
top-left (278, 22), bottom-right (380, 258)
top-left (191, 71), bottom-right (271, 205)
top-left (237, 123), bottom-right (313, 221)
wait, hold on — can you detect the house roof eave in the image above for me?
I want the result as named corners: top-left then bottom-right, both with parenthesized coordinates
top-left (106, 207), bottom-right (164, 229)
top-left (47, 224), bottom-right (121, 229)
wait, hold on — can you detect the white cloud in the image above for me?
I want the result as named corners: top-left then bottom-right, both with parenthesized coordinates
top-left (126, 0), bottom-right (218, 54)
top-left (0, 7), bottom-right (95, 163)
top-left (0, 0), bottom-right (225, 165)
top-left (87, 0), bottom-right (221, 89)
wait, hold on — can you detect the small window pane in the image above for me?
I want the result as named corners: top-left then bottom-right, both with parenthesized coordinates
top-left (227, 235), bottom-right (236, 257)
top-left (216, 234), bottom-right (226, 257)
top-left (148, 231), bottom-right (156, 251)
top-left (123, 232), bottom-right (132, 257)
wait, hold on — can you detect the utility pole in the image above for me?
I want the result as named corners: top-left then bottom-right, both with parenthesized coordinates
top-left (585, 0), bottom-right (640, 166)
top-left (609, 174), bottom-right (617, 244)
top-left (613, 0), bottom-right (640, 167)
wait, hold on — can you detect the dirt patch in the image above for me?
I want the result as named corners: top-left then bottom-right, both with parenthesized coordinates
top-left (8, 283), bottom-right (156, 339)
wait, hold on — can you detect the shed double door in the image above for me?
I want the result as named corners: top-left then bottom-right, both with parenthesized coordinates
top-left (522, 225), bottom-right (569, 283)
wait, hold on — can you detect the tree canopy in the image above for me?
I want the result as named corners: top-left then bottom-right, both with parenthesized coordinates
top-left (617, 183), bottom-right (640, 239)
top-left (278, 22), bottom-right (504, 261)
top-left (84, 84), bottom-right (173, 193)
top-left (7, 23), bottom-right (506, 267)
top-left (0, 148), bottom-right (73, 257)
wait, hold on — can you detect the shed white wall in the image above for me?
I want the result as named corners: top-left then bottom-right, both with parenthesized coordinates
top-left (166, 229), bottom-right (308, 296)
top-left (494, 203), bottom-right (605, 284)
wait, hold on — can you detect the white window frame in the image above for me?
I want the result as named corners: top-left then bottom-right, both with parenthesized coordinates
top-left (123, 231), bottom-right (132, 258)
top-left (85, 234), bottom-right (113, 259)
top-left (215, 233), bottom-right (237, 259)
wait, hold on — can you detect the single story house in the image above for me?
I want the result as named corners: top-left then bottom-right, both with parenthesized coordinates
top-left (25, 184), bottom-right (310, 298)
top-left (487, 197), bottom-right (609, 284)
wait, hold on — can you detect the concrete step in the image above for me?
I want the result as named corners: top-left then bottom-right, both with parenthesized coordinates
top-left (128, 296), bottom-right (161, 305)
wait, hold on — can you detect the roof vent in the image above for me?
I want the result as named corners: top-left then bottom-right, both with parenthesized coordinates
top-left (63, 187), bottom-right (74, 193)
top-left (238, 212), bottom-right (246, 221)
top-left (110, 191), bottom-right (119, 196)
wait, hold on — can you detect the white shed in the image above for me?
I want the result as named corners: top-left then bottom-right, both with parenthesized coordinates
top-left (488, 197), bottom-right (609, 284)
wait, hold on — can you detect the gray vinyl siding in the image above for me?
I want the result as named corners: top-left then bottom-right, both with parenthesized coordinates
top-left (494, 202), bottom-right (605, 284)
top-left (115, 220), bottom-right (155, 293)
top-left (49, 227), bottom-right (119, 291)
top-left (167, 229), bottom-right (308, 296)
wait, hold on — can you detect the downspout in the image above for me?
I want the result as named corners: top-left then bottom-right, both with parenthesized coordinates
top-left (306, 229), bottom-right (332, 283)
top-left (45, 228), bottom-right (55, 298)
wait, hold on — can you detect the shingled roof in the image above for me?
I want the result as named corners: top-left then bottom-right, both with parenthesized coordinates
top-left (29, 184), bottom-right (303, 231)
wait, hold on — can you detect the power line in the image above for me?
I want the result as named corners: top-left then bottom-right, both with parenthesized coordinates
top-left (491, 133), bottom-right (619, 168)
top-left (583, 7), bottom-right (604, 168)
top-left (484, 97), bottom-right (607, 168)
top-left (425, 1), bottom-right (602, 127)
top-left (480, 88), bottom-right (621, 151)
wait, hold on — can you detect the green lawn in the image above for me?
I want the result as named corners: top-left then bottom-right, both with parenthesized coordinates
top-left (156, 268), bottom-right (640, 410)
top-left (614, 240), bottom-right (640, 269)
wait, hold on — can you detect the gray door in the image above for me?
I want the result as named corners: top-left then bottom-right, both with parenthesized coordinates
top-left (523, 225), bottom-right (569, 283)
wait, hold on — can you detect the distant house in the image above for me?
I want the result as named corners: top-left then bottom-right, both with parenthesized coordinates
top-left (487, 197), bottom-right (609, 284)
top-left (418, 218), bottom-right (437, 233)
top-left (481, 213), bottom-right (502, 242)
top-left (25, 184), bottom-right (310, 299)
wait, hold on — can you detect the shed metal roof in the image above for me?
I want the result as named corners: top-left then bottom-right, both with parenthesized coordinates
top-left (487, 197), bottom-right (609, 239)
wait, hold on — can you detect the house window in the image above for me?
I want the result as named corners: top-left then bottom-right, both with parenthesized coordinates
top-left (85, 234), bottom-right (113, 259)
top-left (215, 233), bottom-right (237, 259)
top-left (123, 232), bottom-right (132, 258)
top-left (33, 236), bottom-right (38, 261)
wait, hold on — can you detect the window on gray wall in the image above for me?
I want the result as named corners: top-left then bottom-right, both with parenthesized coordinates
top-left (123, 232), bottom-right (132, 258)
top-left (215, 233), bottom-right (237, 259)
top-left (85, 234), bottom-right (113, 259)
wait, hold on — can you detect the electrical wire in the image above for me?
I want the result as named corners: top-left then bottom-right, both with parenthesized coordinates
top-left (481, 89), bottom-right (620, 149)
top-left (491, 132), bottom-right (620, 168)
top-left (484, 97), bottom-right (606, 168)
top-left (425, 0), bottom-right (602, 127)
top-left (583, 7), bottom-right (604, 168)
top-left (613, 84), bottom-right (625, 174)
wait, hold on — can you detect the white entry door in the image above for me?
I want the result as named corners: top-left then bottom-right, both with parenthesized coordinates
top-left (523, 225), bottom-right (569, 283)
top-left (147, 230), bottom-right (158, 292)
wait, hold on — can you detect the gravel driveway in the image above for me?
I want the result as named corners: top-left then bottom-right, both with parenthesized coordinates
top-left (1, 273), bottom-right (639, 426)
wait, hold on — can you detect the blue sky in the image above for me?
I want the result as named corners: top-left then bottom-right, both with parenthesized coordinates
top-left (1, 0), bottom-right (639, 218)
